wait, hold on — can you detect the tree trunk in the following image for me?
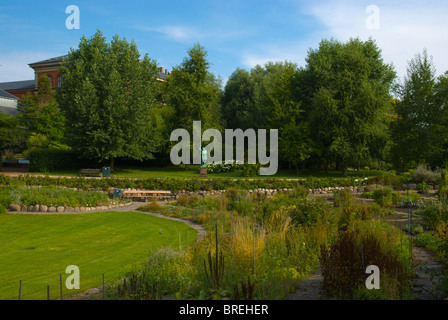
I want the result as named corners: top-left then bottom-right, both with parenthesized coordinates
top-left (110, 157), bottom-right (115, 172)
top-left (325, 159), bottom-right (329, 174)
top-left (342, 160), bottom-right (348, 177)
top-left (289, 161), bottom-right (291, 171)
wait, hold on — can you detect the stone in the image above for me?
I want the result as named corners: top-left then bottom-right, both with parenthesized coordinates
top-left (57, 206), bottom-right (65, 213)
top-left (48, 206), bottom-right (57, 212)
top-left (80, 207), bottom-right (86, 212)
top-left (39, 205), bottom-right (48, 212)
top-left (9, 204), bottom-right (21, 212)
top-left (74, 207), bottom-right (80, 212)
top-left (27, 205), bottom-right (34, 212)
top-left (20, 205), bottom-right (27, 212)
top-left (33, 205), bottom-right (40, 212)
top-left (65, 207), bottom-right (74, 212)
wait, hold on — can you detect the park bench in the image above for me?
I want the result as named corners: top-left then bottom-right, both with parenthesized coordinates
top-left (79, 168), bottom-right (102, 177)
top-left (122, 190), bottom-right (173, 201)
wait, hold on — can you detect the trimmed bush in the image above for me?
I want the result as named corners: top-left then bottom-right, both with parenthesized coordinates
top-left (28, 149), bottom-right (78, 172)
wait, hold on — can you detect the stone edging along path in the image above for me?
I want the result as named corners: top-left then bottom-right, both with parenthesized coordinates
top-left (7, 202), bottom-right (134, 213)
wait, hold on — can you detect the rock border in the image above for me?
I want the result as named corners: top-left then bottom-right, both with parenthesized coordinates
top-left (8, 202), bottom-right (133, 213)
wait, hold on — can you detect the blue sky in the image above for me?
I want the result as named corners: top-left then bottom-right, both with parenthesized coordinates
top-left (1, 0), bottom-right (447, 85)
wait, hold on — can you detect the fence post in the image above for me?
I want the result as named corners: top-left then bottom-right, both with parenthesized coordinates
top-left (60, 273), bottom-right (63, 300)
top-left (18, 280), bottom-right (22, 300)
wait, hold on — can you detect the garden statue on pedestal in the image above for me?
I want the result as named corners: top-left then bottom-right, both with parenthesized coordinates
top-left (200, 147), bottom-right (207, 177)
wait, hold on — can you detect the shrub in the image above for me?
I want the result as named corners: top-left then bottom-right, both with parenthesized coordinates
top-left (140, 201), bottom-right (162, 212)
top-left (176, 194), bottom-right (200, 207)
top-left (417, 182), bottom-right (430, 194)
top-left (0, 204), bottom-right (5, 214)
top-left (320, 221), bottom-right (412, 299)
top-left (372, 187), bottom-right (400, 207)
top-left (402, 223), bottom-right (424, 235)
top-left (333, 189), bottom-right (353, 208)
top-left (411, 165), bottom-right (440, 186)
top-left (28, 149), bottom-right (79, 172)
top-left (416, 200), bottom-right (448, 230)
top-left (437, 186), bottom-right (448, 202)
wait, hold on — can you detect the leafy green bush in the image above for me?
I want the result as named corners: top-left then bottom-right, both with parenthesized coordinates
top-left (0, 204), bottom-right (6, 214)
top-left (28, 149), bottom-right (79, 172)
top-left (372, 187), bottom-right (400, 207)
top-left (402, 223), bottom-right (424, 235)
top-left (0, 185), bottom-right (112, 207)
top-left (333, 189), bottom-right (353, 207)
top-left (417, 182), bottom-right (430, 194)
top-left (411, 165), bottom-right (440, 186)
top-left (438, 186), bottom-right (448, 202)
top-left (416, 200), bottom-right (448, 230)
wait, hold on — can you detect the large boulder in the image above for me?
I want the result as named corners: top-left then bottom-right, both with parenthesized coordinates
top-left (9, 204), bottom-right (21, 212)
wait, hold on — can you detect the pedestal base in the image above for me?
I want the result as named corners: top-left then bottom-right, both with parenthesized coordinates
top-left (199, 167), bottom-right (207, 177)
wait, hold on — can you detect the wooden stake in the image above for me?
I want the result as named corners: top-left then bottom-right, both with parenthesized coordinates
top-left (102, 273), bottom-right (105, 300)
top-left (18, 280), bottom-right (22, 300)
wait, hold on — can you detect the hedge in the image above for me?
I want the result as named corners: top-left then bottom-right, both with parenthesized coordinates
top-left (0, 174), bottom-right (373, 192)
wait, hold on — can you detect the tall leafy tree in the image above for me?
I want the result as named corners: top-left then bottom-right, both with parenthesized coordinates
top-left (0, 111), bottom-right (28, 155)
top-left (222, 68), bottom-right (255, 130)
top-left (164, 43), bottom-right (222, 169)
top-left (390, 49), bottom-right (442, 170)
top-left (305, 38), bottom-right (396, 176)
top-left (165, 43), bottom-right (222, 133)
top-left (18, 75), bottom-right (66, 149)
top-left (58, 30), bottom-right (162, 170)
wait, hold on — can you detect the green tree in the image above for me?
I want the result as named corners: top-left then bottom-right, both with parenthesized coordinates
top-left (58, 30), bottom-right (162, 170)
top-left (221, 68), bottom-right (255, 130)
top-left (305, 38), bottom-right (396, 176)
top-left (164, 43), bottom-right (222, 169)
top-left (0, 111), bottom-right (28, 156)
top-left (390, 49), bottom-right (445, 170)
top-left (17, 75), bottom-right (66, 150)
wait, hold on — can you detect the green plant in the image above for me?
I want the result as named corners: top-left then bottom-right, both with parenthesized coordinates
top-left (416, 200), bottom-right (448, 230)
top-left (333, 189), bottom-right (353, 207)
top-left (403, 223), bottom-right (423, 235)
top-left (372, 187), bottom-right (400, 207)
top-left (417, 182), bottom-right (430, 194)
top-left (411, 165), bottom-right (440, 186)
top-left (437, 186), bottom-right (448, 202)
top-left (232, 276), bottom-right (257, 300)
top-left (204, 224), bottom-right (225, 292)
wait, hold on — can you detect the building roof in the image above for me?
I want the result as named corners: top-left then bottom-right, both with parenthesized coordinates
top-left (28, 55), bottom-right (69, 67)
top-left (0, 88), bottom-right (18, 100)
top-left (0, 80), bottom-right (35, 91)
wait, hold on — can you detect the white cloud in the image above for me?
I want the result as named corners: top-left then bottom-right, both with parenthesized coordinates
top-left (303, 0), bottom-right (448, 79)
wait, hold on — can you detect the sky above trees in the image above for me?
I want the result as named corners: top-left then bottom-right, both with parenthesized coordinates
top-left (1, 0), bottom-right (447, 85)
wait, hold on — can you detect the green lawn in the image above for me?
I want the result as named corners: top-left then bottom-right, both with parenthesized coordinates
top-left (0, 211), bottom-right (197, 300)
top-left (29, 165), bottom-right (383, 180)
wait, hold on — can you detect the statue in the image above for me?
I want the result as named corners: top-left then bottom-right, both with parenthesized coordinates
top-left (200, 147), bottom-right (208, 168)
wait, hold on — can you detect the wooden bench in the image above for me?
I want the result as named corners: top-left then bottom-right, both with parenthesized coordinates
top-left (79, 168), bottom-right (102, 177)
top-left (122, 190), bottom-right (173, 201)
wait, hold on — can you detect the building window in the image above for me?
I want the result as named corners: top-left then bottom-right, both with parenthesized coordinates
top-left (47, 75), bottom-right (53, 87)
top-left (58, 76), bottom-right (63, 87)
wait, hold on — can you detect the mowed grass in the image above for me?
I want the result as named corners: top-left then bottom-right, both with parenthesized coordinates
top-left (0, 211), bottom-right (197, 300)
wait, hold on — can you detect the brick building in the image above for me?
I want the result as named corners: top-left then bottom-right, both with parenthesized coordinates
top-left (0, 55), bottom-right (169, 108)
